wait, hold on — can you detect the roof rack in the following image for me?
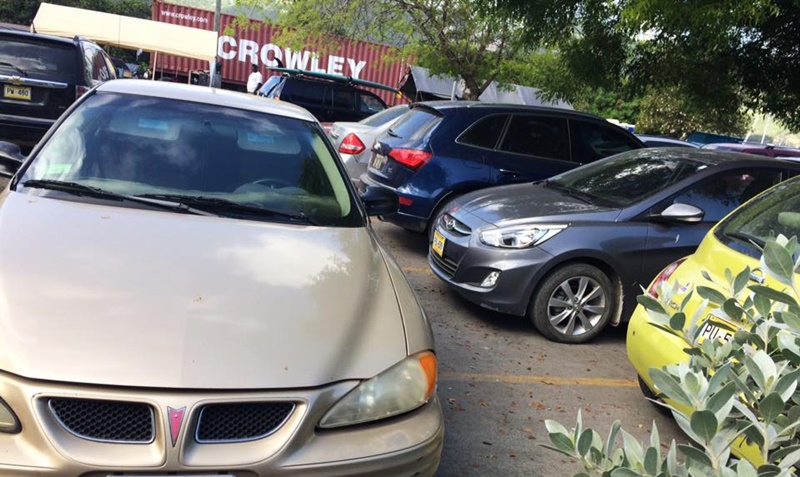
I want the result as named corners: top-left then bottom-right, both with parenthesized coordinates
top-left (265, 66), bottom-right (398, 93)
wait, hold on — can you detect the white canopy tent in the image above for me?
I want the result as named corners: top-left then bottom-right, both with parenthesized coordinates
top-left (31, 2), bottom-right (218, 79)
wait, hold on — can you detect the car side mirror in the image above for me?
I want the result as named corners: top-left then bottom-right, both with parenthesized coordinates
top-left (360, 185), bottom-right (397, 216)
top-left (652, 202), bottom-right (704, 223)
top-left (0, 142), bottom-right (25, 179)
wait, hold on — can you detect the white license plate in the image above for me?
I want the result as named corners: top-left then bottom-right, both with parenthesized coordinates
top-left (371, 153), bottom-right (387, 170)
top-left (3, 84), bottom-right (31, 101)
top-left (432, 230), bottom-right (445, 257)
top-left (699, 322), bottom-right (734, 343)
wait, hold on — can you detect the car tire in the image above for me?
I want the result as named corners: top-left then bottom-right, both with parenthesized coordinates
top-left (529, 263), bottom-right (615, 344)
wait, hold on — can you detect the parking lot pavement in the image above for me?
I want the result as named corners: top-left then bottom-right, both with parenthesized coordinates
top-left (371, 219), bottom-right (688, 476)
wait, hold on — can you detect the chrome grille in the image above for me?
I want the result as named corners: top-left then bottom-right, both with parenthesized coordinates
top-left (48, 398), bottom-right (154, 443)
top-left (196, 402), bottom-right (295, 443)
top-left (430, 250), bottom-right (458, 278)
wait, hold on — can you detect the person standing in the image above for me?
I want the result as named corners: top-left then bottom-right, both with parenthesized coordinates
top-left (247, 63), bottom-right (263, 94)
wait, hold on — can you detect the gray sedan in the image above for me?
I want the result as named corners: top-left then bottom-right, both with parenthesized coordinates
top-left (428, 148), bottom-right (800, 343)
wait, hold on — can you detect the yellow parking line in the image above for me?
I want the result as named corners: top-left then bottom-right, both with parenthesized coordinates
top-left (440, 372), bottom-right (638, 388)
top-left (401, 266), bottom-right (434, 275)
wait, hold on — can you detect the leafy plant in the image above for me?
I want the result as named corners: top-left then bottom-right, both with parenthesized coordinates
top-left (544, 235), bottom-right (800, 476)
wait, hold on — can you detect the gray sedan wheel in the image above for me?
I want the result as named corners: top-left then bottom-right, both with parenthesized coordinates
top-left (530, 263), bottom-right (614, 344)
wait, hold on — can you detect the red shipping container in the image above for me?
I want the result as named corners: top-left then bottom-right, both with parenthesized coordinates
top-left (151, 0), bottom-right (408, 105)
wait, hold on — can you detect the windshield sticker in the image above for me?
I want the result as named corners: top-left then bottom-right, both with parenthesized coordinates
top-left (46, 163), bottom-right (72, 175)
top-left (138, 118), bottom-right (170, 131)
top-left (246, 133), bottom-right (275, 144)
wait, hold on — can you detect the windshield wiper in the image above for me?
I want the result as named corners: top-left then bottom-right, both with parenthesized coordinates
top-left (21, 180), bottom-right (216, 216)
top-left (136, 194), bottom-right (317, 225)
top-left (724, 231), bottom-right (765, 249)
top-left (0, 62), bottom-right (27, 77)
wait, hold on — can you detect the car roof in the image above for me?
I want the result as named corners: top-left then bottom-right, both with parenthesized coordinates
top-left (0, 29), bottom-right (81, 47)
top-left (631, 146), bottom-right (800, 167)
top-left (412, 101), bottom-right (617, 122)
top-left (636, 134), bottom-right (696, 144)
top-left (97, 80), bottom-right (319, 123)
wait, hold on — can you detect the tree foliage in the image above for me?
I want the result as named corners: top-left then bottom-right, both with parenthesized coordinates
top-left (545, 235), bottom-right (800, 476)
top-left (0, 0), bottom-right (150, 27)
top-left (253, 0), bottom-right (576, 99)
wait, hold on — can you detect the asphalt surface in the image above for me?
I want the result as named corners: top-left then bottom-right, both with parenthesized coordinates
top-left (371, 219), bottom-right (689, 476)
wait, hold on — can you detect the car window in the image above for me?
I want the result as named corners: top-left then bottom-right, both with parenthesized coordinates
top-left (359, 104), bottom-right (408, 127)
top-left (458, 114), bottom-right (509, 150)
top-left (0, 38), bottom-right (77, 82)
top-left (286, 80), bottom-right (326, 105)
top-left (333, 87), bottom-right (356, 109)
top-left (499, 115), bottom-right (569, 160)
top-left (570, 120), bottom-right (641, 163)
top-left (259, 75), bottom-right (282, 96)
top-left (359, 91), bottom-right (386, 114)
top-left (20, 92), bottom-right (359, 226)
top-left (86, 44), bottom-right (112, 82)
top-left (715, 179), bottom-right (800, 260)
top-left (671, 169), bottom-right (784, 222)
top-left (551, 150), bottom-right (705, 207)
top-left (390, 108), bottom-right (442, 140)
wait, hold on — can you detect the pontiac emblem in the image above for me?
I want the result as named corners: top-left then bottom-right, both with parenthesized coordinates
top-left (167, 406), bottom-right (186, 447)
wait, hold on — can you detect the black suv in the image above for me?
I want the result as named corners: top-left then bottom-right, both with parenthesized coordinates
top-left (0, 30), bottom-right (116, 150)
top-left (258, 71), bottom-right (390, 123)
top-left (362, 102), bottom-right (646, 233)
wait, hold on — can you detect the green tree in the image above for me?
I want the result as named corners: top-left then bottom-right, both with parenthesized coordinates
top-left (0, 0), bottom-right (150, 27)
top-left (232, 0), bottom-right (578, 99)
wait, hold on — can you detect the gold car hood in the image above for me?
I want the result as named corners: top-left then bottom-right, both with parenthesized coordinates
top-left (0, 193), bottom-right (408, 389)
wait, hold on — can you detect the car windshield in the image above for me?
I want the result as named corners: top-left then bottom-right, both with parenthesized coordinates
top-left (359, 104), bottom-right (409, 127)
top-left (18, 92), bottom-right (360, 226)
top-left (548, 149), bottom-right (707, 207)
top-left (715, 179), bottom-right (800, 260)
top-left (0, 38), bottom-right (77, 81)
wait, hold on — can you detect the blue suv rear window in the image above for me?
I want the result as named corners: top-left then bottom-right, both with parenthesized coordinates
top-left (390, 108), bottom-right (441, 140)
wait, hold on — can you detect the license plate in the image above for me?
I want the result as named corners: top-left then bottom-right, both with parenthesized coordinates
top-left (432, 230), bottom-right (446, 257)
top-left (3, 84), bottom-right (31, 101)
top-left (371, 153), bottom-right (387, 170)
top-left (699, 321), bottom-right (734, 343)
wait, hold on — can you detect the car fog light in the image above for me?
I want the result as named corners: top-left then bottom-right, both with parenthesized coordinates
top-left (480, 271), bottom-right (500, 288)
top-left (0, 398), bottom-right (20, 433)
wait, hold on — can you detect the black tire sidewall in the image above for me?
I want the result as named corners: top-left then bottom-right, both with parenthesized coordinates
top-left (530, 263), bottom-right (614, 344)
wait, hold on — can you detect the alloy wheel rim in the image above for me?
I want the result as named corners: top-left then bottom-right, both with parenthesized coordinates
top-left (546, 275), bottom-right (606, 336)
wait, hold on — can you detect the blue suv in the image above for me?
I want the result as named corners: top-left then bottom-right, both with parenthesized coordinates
top-left (360, 102), bottom-right (645, 233)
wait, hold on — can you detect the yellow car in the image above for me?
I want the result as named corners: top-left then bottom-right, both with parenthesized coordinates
top-left (627, 175), bottom-right (800, 463)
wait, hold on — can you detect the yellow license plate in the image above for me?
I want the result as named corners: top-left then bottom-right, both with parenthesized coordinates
top-left (699, 321), bottom-right (734, 343)
top-left (3, 84), bottom-right (31, 101)
top-left (371, 154), bottom-right (387, 170)
top-left (432, 230), bottom-right (445, 257)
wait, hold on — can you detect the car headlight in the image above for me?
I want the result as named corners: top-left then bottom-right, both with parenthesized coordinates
top-left (319, 351), bottom-right (437, 429)
top-left (0, 398), bottom-right (20, 433)
top-left (480, 224), bottom-right (566, 249)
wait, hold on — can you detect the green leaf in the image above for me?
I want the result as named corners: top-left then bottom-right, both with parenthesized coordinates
top-left (722, 299), bottom-right (744, 322)
top-left (670, 313), bottom-right (687, 331)
top-left (649, 368), bottom-right (693, 407)
top-left (690, 410), bottom-right (718, 443)
top-left (733, 267), bottom-right (750, 297)
top-left (735, 459), bottom-right (757, 477)
top-left (644, 446), bottom-right (659, 475)
top-left (540, 443), bottom-right (576, 458)
top-left (773, 369), bottom-right (800, 402)
top-left (763, 239), bottom-right (796, 285)
top-left (678, 443), bottom-right (713, 467)
top-left (577, 429), bottom-right (593, 456)
top-left (610, 469), bottom-right (641, 477)
top-left (750, 285), bottom-right (796, 306)
top-left (637, 294), bottom-right (667, 314)
top-left (681, 290), bottom-right (695, 312)
top-left (759, 392), bottom-right (786, 422)
top-left (754, 292), bottom-right (773, 320)
top-left (697, 286), bottom-right (727, 305)
top-left (606, 420), bottom-right (621, 455)
top-left (707, 381), bottom-right (737, 422)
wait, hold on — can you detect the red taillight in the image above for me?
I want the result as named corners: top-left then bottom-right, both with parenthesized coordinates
top-left (338, 133), bottom-right (365, 155)
top-left (648, 258), bottom-right (688, 298)
top-left (75, 85), bottom-right (90, 99)
top-left (389, 148), bottom-right (433, 170)
top-left (398, 197), bottom-right (413, 206)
